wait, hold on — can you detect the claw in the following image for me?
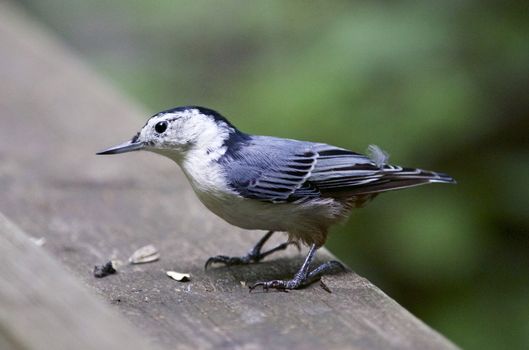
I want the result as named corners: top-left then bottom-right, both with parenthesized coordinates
top-left (248, 246), bottom-right (347, 293)
top-left (204, 255), bottom-right (249, 270)
top-left (248, 282), bottom-right (263, 293)
top-left (204, 257), bottom-right (218, 270)
top-left (319, 280), bottom-right (332, 293)
top-left (205, 231), bottom-right (298, 271)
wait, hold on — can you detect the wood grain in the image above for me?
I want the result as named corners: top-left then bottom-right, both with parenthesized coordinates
top-left (0, 213), bottom-right (158, 350)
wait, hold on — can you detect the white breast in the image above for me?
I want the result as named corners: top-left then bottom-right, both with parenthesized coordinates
top-left (180, 151), bottom-right (348, 238)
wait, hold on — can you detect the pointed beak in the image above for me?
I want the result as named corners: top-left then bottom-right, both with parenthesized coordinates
top-left (96, 140), bottom-right (144, 155)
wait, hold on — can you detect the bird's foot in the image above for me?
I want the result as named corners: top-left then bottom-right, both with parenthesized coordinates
top-left (205, 241), bottom-right (299, 270)
top-left (248, 260), bottom-right (346, 292)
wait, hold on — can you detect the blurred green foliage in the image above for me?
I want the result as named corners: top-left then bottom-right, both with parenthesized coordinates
top-left (19, 1), bottom-right (529, 348)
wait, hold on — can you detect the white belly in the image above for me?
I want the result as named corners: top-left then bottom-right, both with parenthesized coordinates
top-left (194, 189), bottom-right (286, 231)
top-left (193, 185), bottom-right (347, 234)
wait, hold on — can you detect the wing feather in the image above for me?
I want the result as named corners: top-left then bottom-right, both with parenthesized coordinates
top-left (221, 137), bottom-right (317, 202)
top-left (221, 137), bottom-right (454, 203)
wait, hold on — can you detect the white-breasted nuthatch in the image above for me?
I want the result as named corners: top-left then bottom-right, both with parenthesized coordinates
top-left (97, 106), bottom-right (455, 291)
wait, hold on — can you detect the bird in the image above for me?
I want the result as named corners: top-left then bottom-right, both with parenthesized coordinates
top-left (97, 106), bottom-right (456, 291)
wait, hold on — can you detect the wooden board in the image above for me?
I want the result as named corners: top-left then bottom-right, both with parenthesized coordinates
top-left (0, 213), bottom-right (157, 350)
top-left (0, 2), bottom-right (458, 349)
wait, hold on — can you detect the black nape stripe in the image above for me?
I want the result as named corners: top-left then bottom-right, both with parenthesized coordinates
top-left (156, 106), bottom-right (237, 128)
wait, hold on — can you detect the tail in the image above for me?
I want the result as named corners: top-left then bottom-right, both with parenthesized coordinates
top-left (350, 167), bottom-right (456, 196)
top-left (350, 145), bottom-right (456, 195)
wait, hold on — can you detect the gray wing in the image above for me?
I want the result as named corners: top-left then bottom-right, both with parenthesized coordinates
top-left (220, 136), bottom-right (320, 202)
top-left (221, 136), bottom-right (455, 203)
top-left (221, 137), bottom-right (382, 202)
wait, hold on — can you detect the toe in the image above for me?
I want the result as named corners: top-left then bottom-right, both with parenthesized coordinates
top-left (204, 255), bottom-right (230, 270)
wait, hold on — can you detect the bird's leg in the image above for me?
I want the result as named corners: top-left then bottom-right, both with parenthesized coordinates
top-left (249, 244), bottom-right (346, 292)
top-left (205, 231), bottom-right (298, 269)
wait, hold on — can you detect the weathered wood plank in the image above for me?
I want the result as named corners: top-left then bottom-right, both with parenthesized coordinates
top-left (0, 213), bottom-right (156, 350)
top-left (0, 2), bottom-right (458, 349)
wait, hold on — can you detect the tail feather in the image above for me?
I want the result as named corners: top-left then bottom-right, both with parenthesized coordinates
top-left (349, 167), bottom-right (456, 195)
top-left (388, 167), bottom-right (456, 183)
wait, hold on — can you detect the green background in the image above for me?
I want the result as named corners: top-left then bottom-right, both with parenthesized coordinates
top-left (18, 1), bottom-right (529, 348)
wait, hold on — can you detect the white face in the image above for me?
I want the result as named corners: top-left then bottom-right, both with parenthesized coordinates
top-left (134, 108), bottom-right (233, 160)
top-left (97, 107), bottom-right (234, 159)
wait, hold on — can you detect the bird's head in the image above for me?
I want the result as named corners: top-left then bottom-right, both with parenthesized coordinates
top-left (97, 106), bottom-right (238, 160)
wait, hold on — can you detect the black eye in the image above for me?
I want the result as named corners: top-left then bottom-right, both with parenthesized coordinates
top-left (155, 121), bottom-right (168, 134)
